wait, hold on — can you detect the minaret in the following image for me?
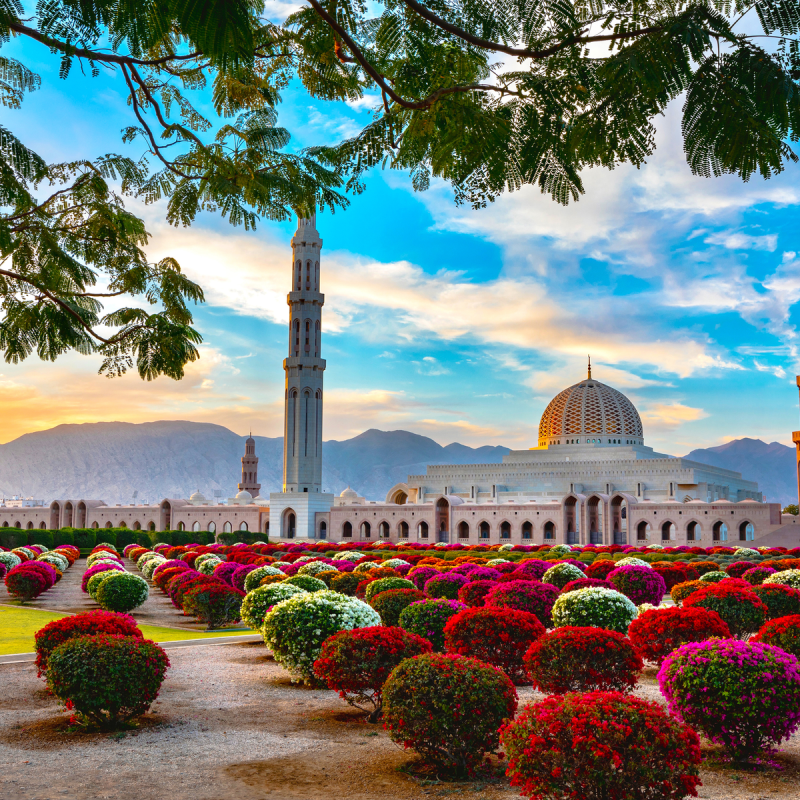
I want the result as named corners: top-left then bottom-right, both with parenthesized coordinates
top-left (238, 435), bottom-right (260, 495)
top-left (282, 214), bottom-right (325, 493)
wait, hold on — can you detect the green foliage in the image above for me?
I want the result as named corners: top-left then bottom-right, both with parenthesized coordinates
top-left (0, 527), bottom-right (27, 549)
top-left (216, 531), bottom-right (238, 546)
top-left (73, 529), bottom-right (96, 549)
top-left (784, 504), bottom-right (800, 516)
top-left (95, 572), bottom-right (150, 613)
top-left (26, 529), bottom-right (54, 548)
top-left (52, 529), bottom-right (74, 546)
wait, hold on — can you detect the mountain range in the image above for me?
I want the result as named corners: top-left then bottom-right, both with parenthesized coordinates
top-left (0, 421), bottom-right (794, 507)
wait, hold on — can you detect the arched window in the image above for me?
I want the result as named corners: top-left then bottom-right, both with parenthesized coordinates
top-left (296, 259), bottom-right (302, 289)
top-left (342, 521), bottom-right (353, 538)
top-left (661, 520), bottom-right (675, 541)
top-left (500, 521), bottom-right (511, 540)
top-left (636, 521), bottom-right (648, 540)
top-left (91, 521), bottom-right (99, 529)
top-left (479, 521), bottom-right (490, 539)
top-left (319, 521), bottom-right (327, 539)
top-left (399, 521), bottom-right (409, 538)
top-left (223, 521), bottom-right (232, 533)
top-left (26, 521), bottom-right (33, 530)
top-left (521, 521), bottom-right (533, 540)
top-left (133, 521), bottom-right (141, 531)
top-left (712, 521), bottom-right (727, 542)
top-left (148, 521), bottom-right (156, 531)
top-left (39, 521), bottom-right (46, 530)
top-left (192, 521), bottom-right (200, 532)
top-left (687, 521), bottom-right (699, 541)
top-left (457, 521), bottom-right (469, 539)
top-left (208, 521), bottom-right (216, 533)
top-left (544, 521), bottom-right (555, 540)
top-left (239, 521), bottom-right (248, 531)
top-left (379, 521), bottom-right (390, 538)
top-left (418, 521), bottom-right (428, 539)
top-left (360, 520), bottom-right (371, 539)
top-left (177, 521), bottom-right (185, 531)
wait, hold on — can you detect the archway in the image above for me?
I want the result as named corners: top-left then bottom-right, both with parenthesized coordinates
top-left (457, 521), bottom-right (469, 540)
top-left (500, 520), bottom-right (511, 540)
top-left (564, 496), bottom-right (578, 544)
top-left (543, 521), bottom-right (555, 541)
top-left (610, 495), bottom-right (627, 544)
top-left (284, 510), bottom-right (296, 539)
top-left (207, 521), bottom-right (216, 534)
top-left (318, 521), bottom-right (327, 539)
top-left (712, 521), bottom-right (727, 542)
top-left (63, 501), bottom-right (74, 528)
top-left (177, 521), bottom-right (185, 531)
top-left (26, 521), bottom-right (33, 530)
top-left (739, 520), bottom-right (754, 541)
top-left (435, 498), bottom-right (449, 542)
top-left (342, 521), bottom-right (352, 538)
top-left (479, 521), bottom-right (490, 540)
top-left (379, 521), bottom-right (390, 539)
top-left (160, 500), bottom-right (172, 532)
top-left (360, 520), bottom-right (371, 539)
top-left (521, 521), bottom-right (532, 540)
top-left (239, 521), bottom-right (248, 532)
top-left (661, 520), bottom-right (676, 541)
top-left (223, 521), bottom-right (232, 533)
top-left (687, 521), bottom-right (699, 541)
top-left (399, 521), bottom-right (409, 539)
top-left (49, 502), bottom-right (60, 531)
top-left (636, 520), bottom-right (648, 541)
top-left (149, 521), bottom-right (156, 532)
top-left (192, 521), bottom-right (200, 532)
top-left (39, 521), bottom-right (46, 530)
top-left (587, 496), bottom-right (602, 544)
top-left (417, 521), bottom-right (429, 539)
top-left (76, 501), bottom-right (87, 528)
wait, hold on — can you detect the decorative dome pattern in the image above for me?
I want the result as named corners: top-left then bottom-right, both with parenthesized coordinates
top-left (538, 379), bottom-right (644, 446)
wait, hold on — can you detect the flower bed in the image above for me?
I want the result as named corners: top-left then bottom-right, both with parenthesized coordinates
top-left (683, 582), bottom-right (767, 637)
top-left (485, 581), bottom-right (559, 628)
top-left (551, 588), bottom-right (637, 633)
top-left (398, 598), bottom-right (467, 651)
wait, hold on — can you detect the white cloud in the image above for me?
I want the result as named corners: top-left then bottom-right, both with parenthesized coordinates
top-left (704, 230), bottom-right (778, 251)
top-left (413, 356), bottom-right (450, 376)
top-left (639, 402), bottom-right (709, 432)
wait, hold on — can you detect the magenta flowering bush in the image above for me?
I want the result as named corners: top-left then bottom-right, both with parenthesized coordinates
top-left (212, 562), bottom-right (242, 586)
top-left (424, 572), bottom-right (469, 600)
top-left (742, 565), bottom-right (777, 586)
top-left (514, 560), bottom-right (551, 581)
top-left (659, 638), bottom-right (800, 760)
top-left (408, 566), bottom-right (439, 591)
top-left (231, 564), bottom-right (260, 592)
top-left (486, 580), bottom-right (560, 628)
top-left (467, 566), bottom-right (502, 582)
top-left (398, 599), bottom-right (467, 651)
top-left (81, 562), bottom-right (124, 593)
top-left (608, 565), bottom-right (667, 606)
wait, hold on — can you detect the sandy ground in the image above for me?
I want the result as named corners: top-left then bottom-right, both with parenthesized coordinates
top-left (1, 643), bottom-right (799, 800)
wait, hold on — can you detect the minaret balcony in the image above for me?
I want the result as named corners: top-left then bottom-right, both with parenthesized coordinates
top-left (284, 356), bottom-right (326, 370)
top-left (287, 290), bottom-right (324, 305)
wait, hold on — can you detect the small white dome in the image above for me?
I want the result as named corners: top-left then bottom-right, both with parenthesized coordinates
top-left (235, 490), bottom-right (253, 502)
top-left (340, 486), bottom-right (358, 499)
top-left (189, 490), bottom-right (206, 503)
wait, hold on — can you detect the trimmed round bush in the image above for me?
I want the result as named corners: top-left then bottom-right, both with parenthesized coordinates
top-left (197, 557), bottom-right (222, 576)
top-left (457, 579), bottom-right (499, 608)
top-left (34, 610), bottom-right (142, 677)
top-left (486, 580), bottom-right (559, 628)
top-left (444, 606), bottom-right (545, 684)
top-left (398, 598), bottom-right (467, 651)
top-left (263, 590), bottom-right (381, 683)
top-left (683, 583), bottom-right (766, 638)
top-left (628, 606), bottom-right (731, 665)
top-left (243, 564), bottom-right (284, 593)
top-left (524, 627), bottom-right (642, 693)
top-left (313, 626), bottom-right (432, 721)
top-left (514, 559), bottom-right (551, 581)
top-left (542, 562), bottom-right (585, 590)
top-left (501, 691), bottom-right (701, 800)
top-left (0, 551), bottom-right (22, 571)
top-left (297, 561), bottom-right (337, 576)
top-left (752, 583), bottom-right (800, 620)
top-left (87, 569), bottom-right (118, 598)
top-left (46, 634), bottom-right (169, 727)
top-left (742, 565), bottom-right (776, 585)
top-left (283, 574), bottom-right (327, 592)
top-left (424, 572), bottom-right (469, 599)
top-left (329, 571), bottom-right (362, 596)
top-left (5, 565), bottom-right (49, 601)
top-left (561, 577), bottom-right (614, 594)
top-left (607, 565), bottom-right (667, 606)
top-left (699, 570), bottom-right (728, 583)
top-left (364, 576), bottom-right (415, 603)
top-left (95, 572), bottom-right (149, 613)
top-left (764, 569), bottom-right (800, 590)
top-left (408, 566), bottom-right (439, 590)
top-left (183, 584), bottom-right (245, 629)
top-left (585, 560), bottom-right (619, 580)
top-left (240, 583), bottom-right (307, 630)
top-left (382, 653), bottom-right (518, 775)
top-left (552, 588), bottom-right (637, 634)
top-left (370, 587), bottom-right (425, 626)
top-left (651, 563), bottom-right (692, 590)
top-left (659, 638), bottom-right (800, 760)
top-left (614, 557), bottom-right (649, 568)
top-left (753, 615), bottom-right (800, 658)
top-left (670, 580), bottom-right (702, 605)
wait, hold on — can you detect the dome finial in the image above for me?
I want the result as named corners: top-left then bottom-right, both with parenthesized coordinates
top-left (588, 355), bottom-right (592, 380)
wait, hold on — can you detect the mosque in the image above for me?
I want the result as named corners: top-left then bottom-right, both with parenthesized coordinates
top-left (3, 216), bottom-right (799, 546)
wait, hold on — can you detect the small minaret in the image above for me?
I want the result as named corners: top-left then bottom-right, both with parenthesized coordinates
top-left (794, 376), bottom-right (800, 508)
top-left (238, 435), bottom-right (260, 495)
top-left (283, 214), bottom-right (325, 493)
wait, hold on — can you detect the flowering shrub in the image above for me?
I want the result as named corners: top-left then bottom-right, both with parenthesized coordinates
top-left (168, 573), bottom-right (213, 608)
top-left (34, 610), bottom-right (142, 676)
top-left (764, 569), bottom-right (800, 590)
top-left (259, 574), bottom-right (287, 588)
top-left (140, 556), bottom-right (167, 580)
top-left (524, 627), bottom-right (642, 693)
top-left (683, 583), bottom-right (767, 637)
top-left (408, 566), bottom-right (439, 590)
top-left (329, 571), bottom-right (362, 596)
top-left (457, 579), bottom-right (499, 607)
top-left (230, 564), bottom-right (260, 592)
top-left (542, 562), bottom-right (585, 590)
top-left (561, 577), bottom-right (614, 594)
top-left (466, 566), bottom-right (502, 582)
top-left (370, 587), bottom-right (425, 626)
top-left (585, 560), bottom-right (619, 580)
top-left (5, 564), bottom-right (50, 601)
top-left (283, 574), bottom-right (327, 592)
top-left (501, 691), bottom-right (701, 800)
top-left (197, 557), bottom-right (222, 576)
top-left (313, 626), bottom-right (432, 721)
top-left (742, 565), bottom-right (776, 585)
top-left (444, 606), bottom-right (545, 684)
top-left (670, 580), bottom-right (702, 605)
top-left (382, 653), bottom-right (518, 775)
top-left (263, 590), bottom-right (381, 683)
top-left (614, 557), bottom-right (649, 568)
top-left (628, 607), bottom-right (731, 665)
top-left (659, 638), bottom-right (800, 760)
top-left (753, 615), bottom-right (800, 658)
top-left (725, 561), bottom-right (757, 579)
top-left (297, 561), bottom-right (337, 576)
top-left (486, 580), bottom-right (559, 628)
top-left (183, 584), bottom-right (245, 629)
top-left (515, 559), bottom-right (551, 581)
top-left (651, 563), bottom-right (691, 590)
top-left (699, 570), bottom-right (728, 583)
top-left (424, 572), bottom-right (469, 600)
top-left (752, 584), bottom-right (800, 620)
top-left (240, 583), bottom-right (306, 630)
top-left (607, 565), bottom-right (667, 606)
top-left (398, 599), bottom-right (467, 651)
top-left (552, 588), bottom-right (638, 634)
top-left (364, 576), bottom-right (415, 603)
top-left (243, 565), bottom-right (284, 592)
top-left (0, 551), bottom-right (22, 571)
top-left (95, 572), bottom-right (149, 613)
top-left (46, 634), bottom-right (170, 727)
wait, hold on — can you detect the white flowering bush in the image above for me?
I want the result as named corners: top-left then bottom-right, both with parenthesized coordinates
top-left (552, 588), bottom-right (638, 634)
top-left (195, 552), bottom-right (224, 567)
top-left (382, 558), bottom-right (411, 569)
top-left (646, 544), bottom-right (664, 550)
top-left (764, 570), bottom-right (800, 590)
top-left (241, 584), bottom-right (307, 630)
top-left (333, 552), bottom-right (363, 562)
top-left (354, 561), bottom-right (379, 573)
top-left (615, 557), bottom-right (650, 568)
top-left (15, 547), bottom-right (36, 559)
top-left (548, 544), bottom-right (572, 557)
top-left (136, 552), bottom-right (160, 570)
top-left (487, 558), bottom-right (511, 566)
top-left (498, 543), bottom-right (515, 551)
top-left (733, 548), bottom-right (759, 558)
top-left (434, 542), bottom-right (447, 547)
top-left (38, 552), bottom-right (69, 572)
top-left (141, 557), bottom-right (167, 580)
top-left (262, 590), bottom-right (381, 683)
top-left (243, 565), bottom-right (285, 592)
top-left (95, 542), bottom-right (119, 552)
top-left (197, 558), bottom-right (222, 576)
top-left (699, 571), bottom-right (728, 583)
top-left (0, 551), bottom-right (22, 570)
top-left (543, 562), bottom-right (585, 589)
top-left (298, 561), bottom-right (337, 576)
top-left (87, 551), bottom-right (122, 567)
top-left (294, 555), bottom-right (318, 564)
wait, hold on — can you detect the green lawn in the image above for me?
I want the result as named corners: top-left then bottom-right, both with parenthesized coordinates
top-left (0, 606), bottom-right (254, 656)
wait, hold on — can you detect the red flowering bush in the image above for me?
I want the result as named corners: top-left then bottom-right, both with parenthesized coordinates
top-left (183, 584), bottom-right (245, 629)
top-left (751, 584), bottom-right (800, 620)
top-left (313, 626), bottom-right (432, 721)
top-left (524, 627), bottom-right (642, 693)
top-left (742, 565), bottom-right (776, 585)
top-left (457, 579), bottom-right (499, 607)
top-left (486, 580), bottom-right (559, 628)
top-left (684, 583), bottom-right (767, 637)
top-left (444, 607), bottom-right (545, 684)
top-left (560, 577), bottom-right (614, 594)
top-left (692, 560), bottom-right (722, 576)
top-left (46, 634), bottom-right (169, 727)
top-left (34, 610), bottom-right (143, 676)
top-left (5, 564), bottom-right (49, 601)
top-left (753, 614), bottom-right (800, 658)
top-left (607, 565), bottom-right (667, 605)
top-left (725, 561), bottom-right (757, 579)
top-left (171, 574), bottom-right (218, 608)
top-left (501, 691), bottom-right (701, 800)
top-left (585, 560), bottom-right (619, 580)
top-left (382, 653), bottom-right (518, 775)
top-left (651, 563), bottom-right (690, 590)
top-left (628, 607), bottom-right (731, 665)
top-left (369, 587), bottom-right (425, 626)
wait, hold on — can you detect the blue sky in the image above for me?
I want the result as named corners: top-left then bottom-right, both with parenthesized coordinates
top-left (2, 10), bottom-right (800, 456)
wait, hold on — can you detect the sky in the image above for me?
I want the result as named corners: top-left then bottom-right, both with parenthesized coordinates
top-left (2, 10), bottom-right (800, 455)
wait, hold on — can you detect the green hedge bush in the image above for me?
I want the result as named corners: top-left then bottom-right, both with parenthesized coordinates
top-left (27, 530), bottom-right (54, 549)
top-left (0, 528), bottom-right (27, 549)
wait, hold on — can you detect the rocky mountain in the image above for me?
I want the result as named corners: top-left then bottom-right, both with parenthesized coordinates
top-left (0, 421), bottom-right (794, 506)
top-left (0, 421), bottom-right (509, 505)
top-left (682, 438), bottom-right (796, 507)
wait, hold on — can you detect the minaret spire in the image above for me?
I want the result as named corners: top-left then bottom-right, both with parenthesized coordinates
top-left (588, 355), bottom-right (592, 380)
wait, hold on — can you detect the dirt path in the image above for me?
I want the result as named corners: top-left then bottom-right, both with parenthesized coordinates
top-left (1, 643), bottom-right (798, 800)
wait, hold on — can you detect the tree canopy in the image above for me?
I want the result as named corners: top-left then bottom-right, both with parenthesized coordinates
top-left (1, 0), bottom-right (798, 376)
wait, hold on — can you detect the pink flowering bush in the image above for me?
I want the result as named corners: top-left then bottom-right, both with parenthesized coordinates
top-left (424, 572), bottom-right (469, 600)
top-left (608, 565), bottom-right (667, 606)
top-left (659, 638), bottom-right (800, 760)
